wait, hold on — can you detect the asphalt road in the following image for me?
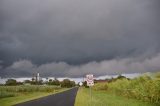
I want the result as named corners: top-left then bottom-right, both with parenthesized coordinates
top-left (15, 87), bottom-right (78, 106)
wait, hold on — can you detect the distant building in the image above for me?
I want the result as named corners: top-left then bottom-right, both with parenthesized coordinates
top-left (37, 73), bottom-right (40, 81)
top-left (32, 73), bottom-right (41, 82)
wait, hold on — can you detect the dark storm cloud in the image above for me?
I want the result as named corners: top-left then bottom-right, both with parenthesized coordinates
top-left (1, 54), bottom-right (160, 78)
top-left (0, 0), bottom-right (160, 77)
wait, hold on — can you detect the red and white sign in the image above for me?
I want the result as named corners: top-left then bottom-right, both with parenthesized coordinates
top-left (86, 74), bottom-right (94, 86)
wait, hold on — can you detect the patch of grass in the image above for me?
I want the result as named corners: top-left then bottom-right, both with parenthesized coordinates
top-left (75, 87), bottom-right (158, 106)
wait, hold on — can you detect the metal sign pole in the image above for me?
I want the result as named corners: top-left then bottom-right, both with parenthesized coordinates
top-left (90, 86), bottom-right (92, 106)
top-left (89, 86), bottom-right (92, 106)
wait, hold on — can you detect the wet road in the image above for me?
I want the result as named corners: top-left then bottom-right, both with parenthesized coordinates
top-left (15, 87), bottom-right (78, 106)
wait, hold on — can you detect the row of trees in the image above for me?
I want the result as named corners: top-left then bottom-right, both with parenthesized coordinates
top-left (5, 79), bottom-right (23, 86)
top-left (5, 78), bottom-right (76, 88)
top-left (46, 79), bottom-right (75, 87)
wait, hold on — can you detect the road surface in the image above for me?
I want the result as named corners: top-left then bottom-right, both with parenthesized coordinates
top-left (15, 87), bottom-right (78, 106)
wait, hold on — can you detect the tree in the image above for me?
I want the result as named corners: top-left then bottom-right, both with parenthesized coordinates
top-left (46, 79), bottom-right (60, 86)
top-left (117, 75), bottom-right (127, 79)
top-left (24, 80), bottom-right (31, 83)
top-left (49, 79), bottom-right (52, 82)
top-left (70, 81), bottom-right (76, 87)
top-left (54, 79), bottom-right (60, 85)
top-left (31, 79), bottom-right (43, 85)
top-left (5, 79), bottom-right (17, 86)
top-left (61, 79), bottom-right (76, 88)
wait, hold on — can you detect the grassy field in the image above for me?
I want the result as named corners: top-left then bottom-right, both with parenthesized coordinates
top-left (92, 73), bottom-right (160, 104)
top-left (0, 85), bottom-right (67, 106)
top-left (75, 87), bottom-right (158, 106)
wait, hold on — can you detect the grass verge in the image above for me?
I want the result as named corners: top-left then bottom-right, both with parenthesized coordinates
top-left (75, 87), bottom-right (158, 106)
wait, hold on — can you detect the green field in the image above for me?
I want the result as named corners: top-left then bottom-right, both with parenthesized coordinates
top-left (75, 87), bottom-right (158, 106)
top-left (0, 85), bottom-right (67, 106)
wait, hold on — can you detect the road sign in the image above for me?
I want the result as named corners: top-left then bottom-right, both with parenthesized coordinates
top-left (86, 74), bottom-right (94, 86)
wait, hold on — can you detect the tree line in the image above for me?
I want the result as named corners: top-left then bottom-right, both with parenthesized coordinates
top-left (4, 78), bottom-right (76, 88)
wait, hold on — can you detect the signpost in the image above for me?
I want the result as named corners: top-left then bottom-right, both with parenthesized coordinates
top-left (86, 74), bottom-right (94, 106)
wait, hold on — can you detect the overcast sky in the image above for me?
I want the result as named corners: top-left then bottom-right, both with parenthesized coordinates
top-left (0, 0), bottom-right (160, 78)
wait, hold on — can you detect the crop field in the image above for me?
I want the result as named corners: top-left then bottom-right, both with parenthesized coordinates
top-left (0, 85), bottom-right (66, 106)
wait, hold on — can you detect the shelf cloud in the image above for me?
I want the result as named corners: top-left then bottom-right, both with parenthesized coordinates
top-left (1, 53), bottom-right (160, 77)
